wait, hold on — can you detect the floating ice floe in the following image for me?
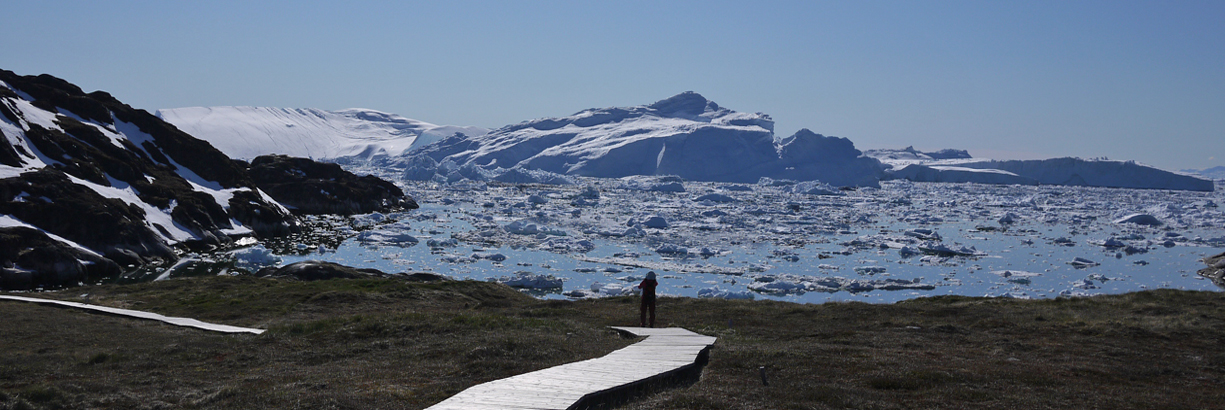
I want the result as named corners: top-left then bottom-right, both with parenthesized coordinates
top-left (1071, 279), bottom-right (1098, 289)
top-left (504, 219), bottom-right (567, 236)
top-left (232, 245), bottom-right (281, 272)
top-left (998, 212), bottom-right (1021, 224)
top-left (639, 215), bottom-right (669, 229)
top-left (574, 256), bottom-right (751, 276)
top-left (697, 286), bottom-right (755, 299)
top-left (527, 194), bottom-right (549, 205)
top-left (918, 242), bottom-right (982, 257)
top-left (781, 180), bottom-right (843, 196)
top-left (1059, 289), bottom-right (1094, 297)
top-left (1086, 273), bottom-right (1119, 282)
top-left (591, 225), bottom-right (647, 238)
top-left (904, 228), bottom-right (942, 241)
top-left (491, 167), bottom-right (575, 185)
top-left (426, 238), bottom-right (459, 247)
top-left (563, 281), bottom-right (638, 298)
top-left (493, 272), bottom-right (563, 289)
top-left (472, 252), bottom-right (507, 262)
top-left (439, 253), bottom-right (477, 264)
top-left (1089, 237), bottom-right (1128, 248)
top-left (655, 244), bottom-right (689, 256)
top-left (853, 266), bottom-right (887, 275)
top-left (992, 270), bottom-right (1042, 285)
top-left (694, 193), bottom-right (737, 203)
top-left (570, 198), bottom-right (598, 206)
top-left (747, 274), bottom-right (934, 295)
top-left (772, 251), bottom-right (800, 262)
top-left (988, 291), bottom-right (1032, 299)
top-left (355, 228), bottom-right (419, 247)
top-left (1068, 257), bottom-right (1100, 269)
top-left (538, 237), bottom-right (595, 253)
top-left (1113, 213), bottom-right (1163, 226)
top-left (618, 175), bottom-right (686, 192)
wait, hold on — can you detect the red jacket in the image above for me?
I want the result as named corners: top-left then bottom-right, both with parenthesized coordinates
top-left (638, 278), bottom-right (658, 298)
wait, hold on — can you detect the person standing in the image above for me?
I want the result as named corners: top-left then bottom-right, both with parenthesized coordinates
top-left (638, 271), bottom-right (658, 327)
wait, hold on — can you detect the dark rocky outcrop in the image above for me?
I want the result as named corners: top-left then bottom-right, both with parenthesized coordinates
top-left (0, 169), bottom-right (177, 264)
top-left (0, 227), bottom-right (122, 290)
top-left (0, 69), bottom-right (301, 288)
top-left (1199, 252), bottom-right (1225, 288)
top-left (248, 154), bottom-right (417, 215)
top-left (2, 71), bottom-right (254, 189)
top-left (255, 260), bottom-right (448, 282)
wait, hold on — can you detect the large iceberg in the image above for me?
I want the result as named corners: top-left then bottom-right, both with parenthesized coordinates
top-left (953, 158), bottom-right (1213, 191)
top-left (885, 158), bottom-right (1212, 192)
top-left (402, 92), bottom-right (886, 187)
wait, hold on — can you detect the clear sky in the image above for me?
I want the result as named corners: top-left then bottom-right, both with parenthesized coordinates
top-left (4, 1), bottom-right (1223, 171)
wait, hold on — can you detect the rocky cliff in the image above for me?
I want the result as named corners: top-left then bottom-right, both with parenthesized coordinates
top-left (0, 70), bottom-right (301, 288)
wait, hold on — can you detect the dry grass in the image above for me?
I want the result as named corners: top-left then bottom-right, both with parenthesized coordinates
top-left (3, 277), bottom-right (1225, 409)
top-left (619, 292), bottom-right (1225, 410)
top-left (0, 277), bottom-right (631, 409)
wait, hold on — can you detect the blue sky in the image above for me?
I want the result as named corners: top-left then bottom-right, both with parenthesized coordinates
top-left (4, 1), bottom-right (1223, 171)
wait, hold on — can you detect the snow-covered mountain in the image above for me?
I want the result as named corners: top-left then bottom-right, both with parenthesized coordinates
top-left (0, 70), bottom-right (302, 288)
top-left (156, 106), bottom-right (489, 161)
top-left (404, 92), bottom-right (885, 186)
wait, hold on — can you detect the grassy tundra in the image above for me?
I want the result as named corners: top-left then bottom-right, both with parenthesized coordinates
top-left (3, 276), bottom-right (1224, 409)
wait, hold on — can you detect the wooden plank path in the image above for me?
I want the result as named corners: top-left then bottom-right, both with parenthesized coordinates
top-left (426, 326), bottom-right (716, 410)
top-left (0, 295), bottom-right (265, 334)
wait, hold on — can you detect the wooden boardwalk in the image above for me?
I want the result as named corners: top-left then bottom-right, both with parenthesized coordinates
top-left (426, 326), bottom-right (716, 410)
top-left (0, 295), bottom-right (265, 334)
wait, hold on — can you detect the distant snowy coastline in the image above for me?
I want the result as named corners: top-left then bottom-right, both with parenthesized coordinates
top-left (163, 95), bottom-right (1213, 192)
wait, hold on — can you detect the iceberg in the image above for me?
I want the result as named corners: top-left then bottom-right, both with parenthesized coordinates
top-left (403, 92), bottom-right (885, 187)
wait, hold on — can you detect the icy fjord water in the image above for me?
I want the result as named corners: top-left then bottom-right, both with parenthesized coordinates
top-left (219, 178), bottom-right (1224, 305)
